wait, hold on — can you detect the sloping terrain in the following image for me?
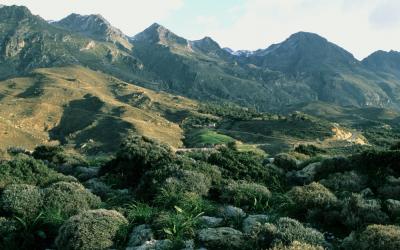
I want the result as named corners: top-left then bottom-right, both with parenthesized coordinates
top-left (0, 66), bottom-right (197, 153)
top-left (1, 5), bottom-right (400, 113)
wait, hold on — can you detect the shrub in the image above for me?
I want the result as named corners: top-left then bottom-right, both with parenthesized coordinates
top-left (341, 193), bottom-right (389, 229)
top-left (313, 157), bottom-right (352, 180)
top-left (319, 171), bottom-right (368, 193)
top-left (295, 144), bottom-right (326, 157)
top-left (99, 135), bottom-right (174, 188)
top-left (124, 202), bottom-right (156, 224)
top-left (208, 147), bottom-right (278, 185)
top-left (342, 224), bottom-right (400, 250)
top-left (42, 182), bottom-right (101, 218)
top-left (0, 155), bottom-right (75, 188)
top-left (1, 184), bottom-right (43, 219)
top-left (271, 241), bottom-right (324, 250)
top-left (163, 170), bottom-right (212, 196)
top-left (32, 145), bottom-right (87, 166)
top-left (260, 217), bottom-right (326, 248)
top-left (221, 180), bottom-right (272, 210)
top-left (56, 209), bottom-right (128, 250)
top-left (287, 182), bottom-right (337, 210)
top-left (155, 206), bottom-right (203, 248)
top-left (274, 153), bottom-right (299, 171)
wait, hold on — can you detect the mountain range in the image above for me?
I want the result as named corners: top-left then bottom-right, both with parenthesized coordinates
top-left (1, 5), bottom-right (400, 111)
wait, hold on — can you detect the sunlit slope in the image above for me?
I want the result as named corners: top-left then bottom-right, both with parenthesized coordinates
top-left (0, 66), bottom-right (197, 153)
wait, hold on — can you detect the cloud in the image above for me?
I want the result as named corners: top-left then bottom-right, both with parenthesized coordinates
top-left (369, 0), bottom-right (400, 29)
top-left (1, 0), bottom-right (184, 35)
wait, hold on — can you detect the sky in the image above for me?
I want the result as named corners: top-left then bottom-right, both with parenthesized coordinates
top-left (1, 0), bottom-right (400, 59)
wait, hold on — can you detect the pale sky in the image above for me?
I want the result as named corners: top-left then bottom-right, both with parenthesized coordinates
top-left (1, 0), bottom-right (400, 59)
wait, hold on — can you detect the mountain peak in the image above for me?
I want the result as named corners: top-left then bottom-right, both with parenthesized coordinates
top-left (362, 50), bottom-right (400, 77)
top-left (0, 5), bottom-right (37, 20)
top-left (250, 31), bottom-right (357, 72)
top-left (133, 23), bottom-right (187, 46)
top-left (55, 13), bottom-right (132, 50)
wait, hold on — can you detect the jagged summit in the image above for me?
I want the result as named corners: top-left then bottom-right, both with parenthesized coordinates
top-left (55, 13), bottom-right (132, 50)
top-left (132, 22), bottom-right (187, 46)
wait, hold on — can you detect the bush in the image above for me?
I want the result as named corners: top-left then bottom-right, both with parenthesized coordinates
top-left (155, 206), bottom-right (203, 248)
top-left (287, 182), bottom-right (337, 210)
top-left (342, 224), bottom-right (400, 250)
top-left (295, 144), bottom-right (326, 157)
top-left (0, 155), bottom-right (75, 188)
top-left (221, 180), bottom-right (272, 210)
top-left (313, 157), bottom-right (352, 180)
top-left (32, 145), bottom-right (87, 167)
top-left (56, 209), bottom-right (128, 250)
top-left (208, 147), bottom-right (278, 185)
top-left (163, 170), bottom-right (212, 196)
top-left (271, 241), bottom-right (324, 250)
top-left (260, 217), bottom-right (326, 248)
top-left (274, 153), bottom-right (299, 171)
top-left (99, 135), bottom-right (174, 188)
top-left (341, 193), bottom-right (389, 229)
top-left (42, 182), bottom-right (101, 218)
top-left (319, 171), bottom-right (368, 193)
top-left (1, 184), bottom-right (43, 219)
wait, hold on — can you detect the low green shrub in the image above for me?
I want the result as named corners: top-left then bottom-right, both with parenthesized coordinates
top-left (1, 184), bottom-right (42, 219)
top-left (163, 170), bottom-right (212, 196)
top-left (99, 135), bottom-right (174, 189)
top-left (341, 193), bottom-right (389, 229)
top-left (295, 144), bottom-right (326, 157)
top-left (274, 153), bottom-right (299, 171)
top-left (0, 155), bottom-right (75, 188)
top-left (320, 171), bottom-right (368, 193)
top-left (271, 241), bottom-right (324, 250)
top-left (313, 157), bottom-right (352, 180)
top-left (342, 224), bottom-right (400, 250)
top-left (42, 182), bottom-right (101, 218)
top-left (56, 209), bottom-right (128, 250)
top-left (208, 147), bottom-right (280, 186)
top-left (287, 182), bottom-right (337, 210)
top-left (32, 145), bottom-right (87, 167)
top-left (260, 217), bottom-right (326, 248)
top-left (220, 180), bottom-right (272, 210)
top-left (155, 206), bottom-right (203, 248)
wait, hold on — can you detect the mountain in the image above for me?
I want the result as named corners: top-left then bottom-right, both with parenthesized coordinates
top-left (362, 50), bottom-right (400, 79)
top-left (1, 5), bottom-right (400, 112)
top-left (246, 32), bottom-right (358, 73)
top-left (54, 13), bottom-right (132, 50)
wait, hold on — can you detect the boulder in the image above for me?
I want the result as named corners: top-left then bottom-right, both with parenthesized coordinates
top-left (127, 224), bottom-right (154, 248)
top-left (198, 227), bottom-right (244, 249)
top-left (286, 162), bottom-right (320, 185)
top-left (242, 214), bottom-right (269, 234)
top-left (386, 199), bottom-right (400, 217)
top-left (218, 205), bottom-right (246, 219)
top-left (126, 239), bottom-right (172, 250)
top-left (198, 216), bottom-right (223, 228)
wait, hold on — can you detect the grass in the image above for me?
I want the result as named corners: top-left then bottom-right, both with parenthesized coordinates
top-left (184, 128), bottom-right (235, 147)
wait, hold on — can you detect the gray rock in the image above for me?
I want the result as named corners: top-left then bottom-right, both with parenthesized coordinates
top-left (242, 214), bottom-right (269, 234)
top-left (126, 239), bottom-right (172, 250)
top-left (386, 199), bottom-right (400, 217)
top-left (127, 224), bottom-right (154, 247)
top-left (218, 205), bottom-right (246, 219)
top-left (198, 216), bottom-right (223, 228)
top-left (198, 227), bottom-right (244, 249)
top-left (286, 162), bottom-right (320, 185)
top-left (181, 239), bottom-right (194, 250)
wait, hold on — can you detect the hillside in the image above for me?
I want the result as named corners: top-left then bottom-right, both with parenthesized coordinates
top-left (0, 66), bottom-right (197, 154)
top-left (1, 5), bottom-right (400, 112)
